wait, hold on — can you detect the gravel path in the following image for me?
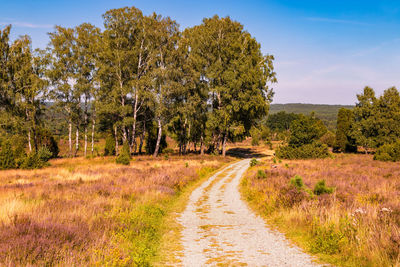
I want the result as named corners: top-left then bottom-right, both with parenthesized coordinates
top-left (177, 159), bottom-right (321, 267)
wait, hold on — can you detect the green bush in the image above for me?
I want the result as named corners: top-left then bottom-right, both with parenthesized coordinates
top-left (20, 153), bottom-right (46, 169)
top-left (313, 180), bottom-right (334, 195)
top-left (290, 175), bottom-right (304, 189)
top-left (104, 135), bottom-right (116, 156)
top-left (250, 126), bottom-right (261, 146)
top-left (116, 143), bottom-right (131, 165)
top-left (256, 170), bottom-right (267, 179)
top-left (249, 158), bottom-right (259, 167)
top-left (36, 128), bottom-right (59, 158)
top-left (310, 223), bottom-right (345, 254)
top-left (37, 146), bottom-right (53, 162)
top-left (0, 140), bottom-right (16, 170)
top-left (374, 141), bottom-right (400, 162)
top-left (276, 142), bottom-right (329, 159)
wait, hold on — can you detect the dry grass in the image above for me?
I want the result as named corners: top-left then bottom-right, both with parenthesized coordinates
top-left (0, 154), bottom-right (232, 266)
top-left (242, 153), bottom-right (400, 267)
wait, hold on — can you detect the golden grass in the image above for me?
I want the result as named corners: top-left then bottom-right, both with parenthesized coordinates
top-left (242, 153), bottom-right (400, 267)
top-left (0, 154), bottom-right (233, 266)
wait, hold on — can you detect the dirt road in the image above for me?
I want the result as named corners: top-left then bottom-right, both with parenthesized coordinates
top-left (178, 159), bottom-right (320, 266)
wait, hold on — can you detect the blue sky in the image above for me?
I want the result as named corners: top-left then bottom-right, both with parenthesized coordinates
top-left (1, 0), bottom-right (399, 104)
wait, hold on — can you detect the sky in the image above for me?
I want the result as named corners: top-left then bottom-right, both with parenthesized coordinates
top-left (1, 0), bottom-right (400, 105)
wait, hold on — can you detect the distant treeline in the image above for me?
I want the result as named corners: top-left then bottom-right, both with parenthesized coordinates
top-left (269, 103), bottom-right (354, 131)
top-left (268, 87), bottom-right (400, 162)
top-left (0, 5), bottom-right (276, 168)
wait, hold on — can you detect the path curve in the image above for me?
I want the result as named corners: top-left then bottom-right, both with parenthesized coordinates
top-left (178, 159), bottom-right (320, 266)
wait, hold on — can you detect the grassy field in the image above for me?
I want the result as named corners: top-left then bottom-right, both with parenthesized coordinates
top-left (242, 154), bottom-right (400, 267)
top-left (0, 154), bottom-right (232, 266)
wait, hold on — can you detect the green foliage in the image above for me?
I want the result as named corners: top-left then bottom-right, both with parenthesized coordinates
top-left (256, 170), bottom-right (267, 179)
top-left (351, 86), bottom-right (400, 152)
top-left (116, 143), bottom-right (131, 165)
top-left (37, 146), bottom-right (53, 162)
top-left (146, 122), bottom-right (167, 155)
top-left (36, 128), bottom-right (59, 158)
top-left (249, 158), bottom-right (259, 167)
top-left (290, 175), bottom-right (304, 189)
top-left (276, 142), bottom-right (329, 159)
top-left (20, 153), bottom-right (46, 170)
top-left (0, 140), bottom-right (16, 170)
top-left (320, 131), bottom-right (335, 148)
top-left (250, 126), bottom-right (262, 146)
top-left (266, 111), bottom-right (301, 132)
top-left (289, 114), bottom-right (327, 147)
top-left (269, 104), bottom-right (354, 132)
top-left (108, 204), bottom-right (165, 266)
top-left (334, 108), bottom-right (357, 153)
top-left (374, 141), bottom-right (400, 162)
top-left (313, 180), bottom-right (334, 195)
top-left (104, 135), bottom-right (115, 156)
top-left (310, 223), bottom-right (346, 255)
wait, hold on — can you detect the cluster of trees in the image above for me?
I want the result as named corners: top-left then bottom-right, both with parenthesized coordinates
top-left (0, 6), bottom-right (276, 169)
top-left (275, 113), bottom-right (330, 159)
top-left (335, 86), bottom-right (400, 161)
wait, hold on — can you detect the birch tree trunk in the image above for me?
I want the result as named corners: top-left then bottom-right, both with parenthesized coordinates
top-left (68, 120), bottom-right (72, 157)
top-left (84, 126), bottom-right (87, 157)
top-left (75, 127), bottom-right (79, 156)
top-left (91, 119), bottom-right (95, 156)
top-left (28, 130), bottom-right (32, 153)
top-left (131, 92), bottom-right (138, 154)
top-left (114, 125), bottom-right (119, 156)
top-left (153, 118), bottom-right (162, 157)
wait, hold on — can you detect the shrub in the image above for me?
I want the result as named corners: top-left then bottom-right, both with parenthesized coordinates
top-left (278, 185), bottom-right (309, 208)
top-left (116, 143), bottom-right (131, 165)
top-left (20, 153), bottom-right (46, 170)
top-left (250, 158), bottom-right (258, 167)
top-left (320, 131), bottom-right (335, 148)
top-left (310, 223), bottom-right (345, 254)
top-left (104, 135), bottom-right (116, 156)
top-left (313, 180), bottom-right (334, 195)
top-left (374, 141), bottom-right (400, 162)
top-left (250, 126), bottom-right (262, 146)
top-left (0, 140), bottom-right (16, 170)
top-left (37, 147), bottom-right (53, 162)
top-left (276, 142), bottom-right (329, 159)
top-left (256, 170), bottom-right (267, 179)
top-left (290, 175), bottom-right (304, 189)
top-left (36, 128), bottom-right (59, 158)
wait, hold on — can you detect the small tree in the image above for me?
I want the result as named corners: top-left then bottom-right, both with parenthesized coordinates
top-left (116, 143), bottom-right (131, 165)
top-left (0, 140), bottom-right (16, 170)
top-left (104, 134), bottom-right (115, 156)
top-left (334, 108), bottom-right (356, 152)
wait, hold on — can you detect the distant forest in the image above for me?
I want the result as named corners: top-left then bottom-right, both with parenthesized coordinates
top-left (269, 103), bottom-right (354, 131)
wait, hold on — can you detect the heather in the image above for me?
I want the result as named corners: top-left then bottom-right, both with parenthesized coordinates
top-left (242, 154), bottom-right (400, 266)
top-left (0, 155), bottom-right (230, 266)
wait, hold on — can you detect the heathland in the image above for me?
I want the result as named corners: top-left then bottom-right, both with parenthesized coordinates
top-left (242, 153), bottom-right (400, 266)
top-left (0, 154), bottom-right (232, 265)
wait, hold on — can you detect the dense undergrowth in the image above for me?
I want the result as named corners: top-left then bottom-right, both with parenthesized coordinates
top-left (242, 154), bottom-right (400, 266)
top-left (0, 155), bottom-right (231, 266)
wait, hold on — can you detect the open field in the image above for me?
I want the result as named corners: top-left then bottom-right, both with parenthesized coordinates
top-left (242, 154), bottom-right (400, 266)
top-left (0, 154), bottom-right (232, 266)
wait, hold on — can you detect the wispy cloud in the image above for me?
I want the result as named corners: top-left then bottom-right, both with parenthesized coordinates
top-left (306, 17), bottom-right (371, 26)
top-left (0, 21), bottom-right (53, 29)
